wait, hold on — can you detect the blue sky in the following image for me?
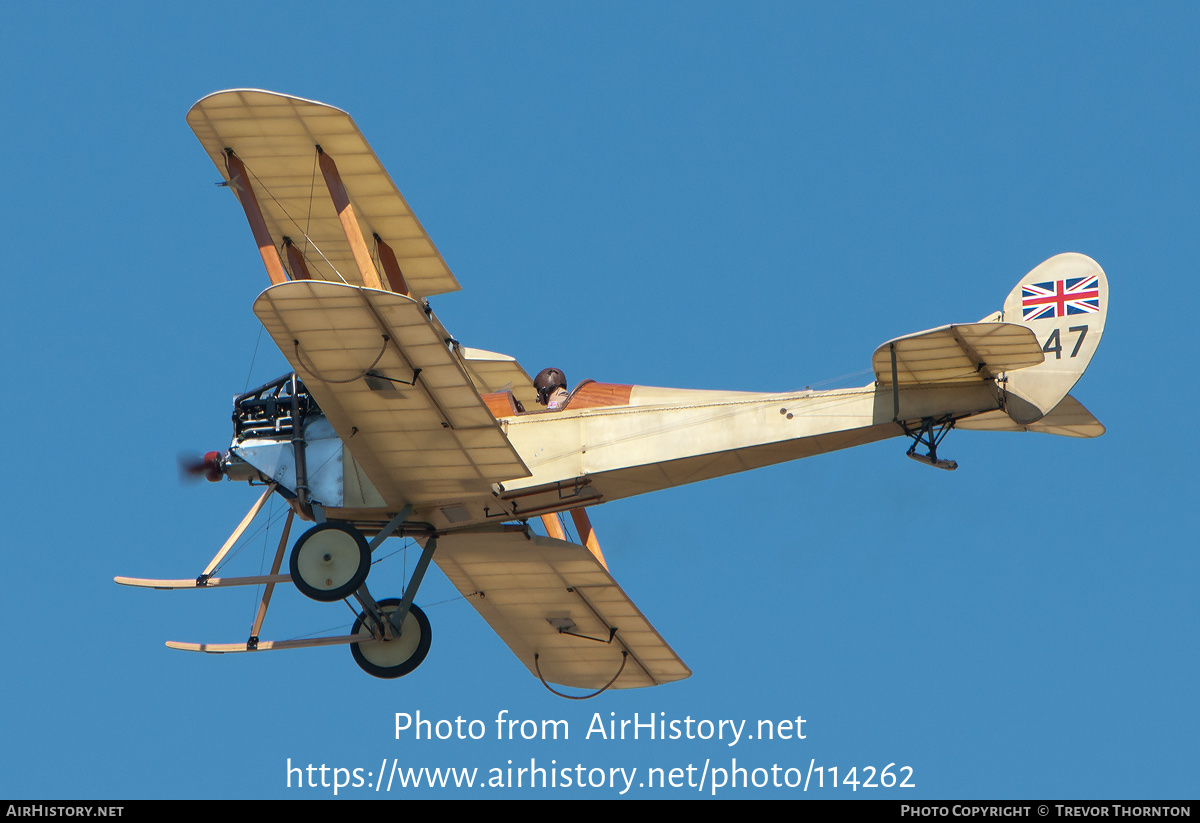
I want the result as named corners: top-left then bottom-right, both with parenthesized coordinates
top-left (2, 2), bottom-right (1196, 799)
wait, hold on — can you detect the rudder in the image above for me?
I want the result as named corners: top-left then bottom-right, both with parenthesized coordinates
top-left (999, 253), bottom-right (1107, 423)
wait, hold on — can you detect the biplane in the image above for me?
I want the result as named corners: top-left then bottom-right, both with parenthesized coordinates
top-left (117, 90), bottom-right (1107, 695)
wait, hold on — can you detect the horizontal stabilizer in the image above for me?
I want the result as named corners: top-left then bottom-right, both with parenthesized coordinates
top-left (956, 394), bottom-right (1105, 438)
top-left (433, 531), bottom-right (690, 690)
top-left (873, 323), bottom-right (1043, 386)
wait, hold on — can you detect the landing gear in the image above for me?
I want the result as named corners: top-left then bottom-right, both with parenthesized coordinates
top-left (351, 599), bottom-right (432, 678)
top-left (289, 522), bottom-right (371, 601)
top-left (289, 517), bottom-right (438, 679)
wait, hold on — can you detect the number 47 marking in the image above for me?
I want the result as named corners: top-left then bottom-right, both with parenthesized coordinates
top-left (1042, 325), bottom-right (1088, 359)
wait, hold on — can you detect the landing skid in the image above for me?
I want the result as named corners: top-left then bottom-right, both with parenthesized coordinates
top-left (114, 574), bottom-right (291, 590)
top-left (166, 635), bottom-right (364, 653)
top-left (116, 490), bottom-right (438, 679)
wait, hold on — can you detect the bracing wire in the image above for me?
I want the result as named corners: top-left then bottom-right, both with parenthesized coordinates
top-left (210, 503), bottom-right (290, 575)
top-left (242, 325), bottom-right (265, 394)
top-left (798, 367), bottom-right (875, 391)
top-left (248, 495), bottom-right (276, 624)
top-left (304, 151), bottom-right (316, 257)
top-left (241, 159), bottom-right (349, 285)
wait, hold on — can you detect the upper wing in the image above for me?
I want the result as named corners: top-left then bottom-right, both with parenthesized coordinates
top-left (254, 280), bottom-right (530, 507)
top-left (872, 322), bottom-right (1044, 385)
top-left (188, 89), bottom-right (459, 299)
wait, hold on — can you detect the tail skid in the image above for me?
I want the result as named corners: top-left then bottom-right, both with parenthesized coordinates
top-left (903, 417), bottom-right (959, 470)
top-left (874, 252), bottom-right (1107, 468)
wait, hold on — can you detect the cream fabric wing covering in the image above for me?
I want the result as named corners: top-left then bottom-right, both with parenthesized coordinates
top-left (253, 280), bottom-right (529, 507)
top-left (188, 89), bottom-right (460, 299)
top-left (433, 531), bottom-right (691, 690)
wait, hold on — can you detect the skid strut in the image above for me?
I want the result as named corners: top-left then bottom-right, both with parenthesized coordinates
top-left (247, 509), bottom-right (294, 649)
top-left (196, 483), bottom-right (277, 585)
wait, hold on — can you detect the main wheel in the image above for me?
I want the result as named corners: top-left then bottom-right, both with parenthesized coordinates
top-left (289, 522), bottom-right (371, 602)
top-left (351, 599), bottom-right (432, 679)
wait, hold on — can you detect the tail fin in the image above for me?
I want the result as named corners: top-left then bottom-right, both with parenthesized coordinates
top-left (997, 253), bottom-right (1107, 424)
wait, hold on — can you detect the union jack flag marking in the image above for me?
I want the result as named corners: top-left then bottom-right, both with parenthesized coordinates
top-left (1021, 276), bottom-right (1101, 321)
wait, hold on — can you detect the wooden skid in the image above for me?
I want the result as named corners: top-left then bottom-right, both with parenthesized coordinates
top-left (166, 634), bottom-right (363, 654)
top-left (114, 574), bottom-right (291, 590)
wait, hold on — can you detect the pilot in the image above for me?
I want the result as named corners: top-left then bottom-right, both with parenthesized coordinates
top-left (534, 368), bottom-right (570, 411)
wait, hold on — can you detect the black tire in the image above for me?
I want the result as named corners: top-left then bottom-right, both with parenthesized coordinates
top-left (289, 522), bottom-right (371, 602)
top-left (351, 599), bottom-right (432, 679)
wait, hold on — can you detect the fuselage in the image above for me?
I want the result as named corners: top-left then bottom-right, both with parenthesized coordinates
top-left (228, 376), bottom-right (1001, 531)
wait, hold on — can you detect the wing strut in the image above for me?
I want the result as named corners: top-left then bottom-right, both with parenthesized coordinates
top-left (223, 150), bottom-right (288, 286)
top-left (540, 509), bottom-right (608, 570)
top-left (540, 514), bottom-right (567, 540)
top-left (282, 237), bottom-right (313, 280)
top-left (890, 342), bottom-right (900, 422)
top-left (374, 233), bottom-right (411, 296)
top-left (569, 508), bottom-right (608, 570)
top-left (316, 146), bottom-right (385, 291)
